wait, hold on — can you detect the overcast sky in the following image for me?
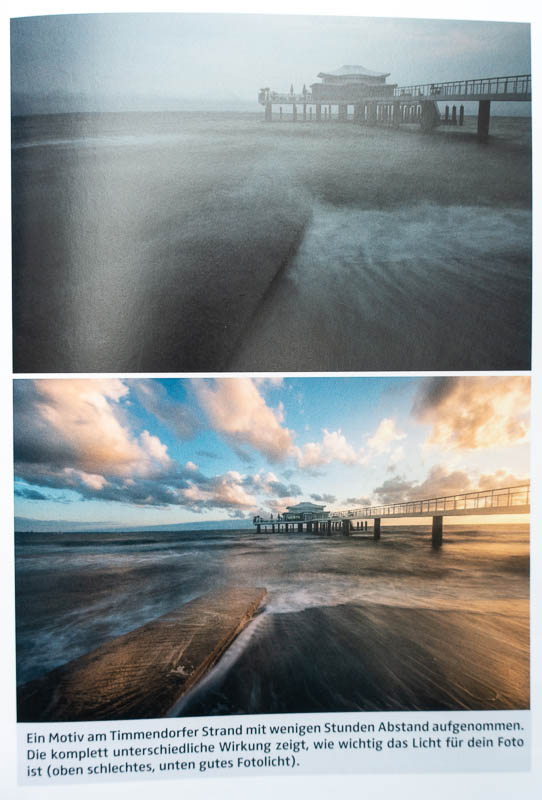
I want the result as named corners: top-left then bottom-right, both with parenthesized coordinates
top-left (10, 13), bottom-right (531, 113)
top-left (14, 376), bottom-right (530, 531)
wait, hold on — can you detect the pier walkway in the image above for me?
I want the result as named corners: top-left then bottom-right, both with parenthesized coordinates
top-left (259, 74), bottom-right (531, 141)
top-left (253, 484), bottom-right (530, 548)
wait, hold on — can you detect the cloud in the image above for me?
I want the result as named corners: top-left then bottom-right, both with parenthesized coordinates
top-left (295, 429), bottom-right (363, 468)
top-left (345, 495), bottom-right (372, 507)
top-left (129, 379), bottom-right (201, 439)
top-left (13, 379), bottom-right (184, 507)
top-left (372, 464), bottom-right (530, 506)
top-left (14, 487), bottom-right (48, 501)
top-left (477, 470), bottom-right (529, 490)
top-left (373, 465), bottom-right (474, 504)
top-left (193, 378), bottom-right (294, 462)
top-left (367, 418), bottom-right (406, 453)
top-left (413, 376), bottom-right (530, 450)
top-left (310, 493), bottom-right (337, 504)
top-left (14, 379), bottom-right (170, 478)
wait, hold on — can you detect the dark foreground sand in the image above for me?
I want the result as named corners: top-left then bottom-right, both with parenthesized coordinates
top-left (180, 601), bottom-right (530, 716)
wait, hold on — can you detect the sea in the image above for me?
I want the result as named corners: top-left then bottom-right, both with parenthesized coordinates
top-left (15, 525), bottom-right (530, 715)
top-left (11, 111), bottom-right (532, 372)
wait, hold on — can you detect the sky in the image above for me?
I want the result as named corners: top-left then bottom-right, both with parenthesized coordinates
top-left (13, 375), bottom-right (530, 531)
top-left (10, 13), bottom-right (532, 113)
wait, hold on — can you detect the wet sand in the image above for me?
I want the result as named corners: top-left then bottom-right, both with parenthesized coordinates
top-left (12, 113), bottom-right (531, 372)
top-left (178, 601), bottom-right (530, 716)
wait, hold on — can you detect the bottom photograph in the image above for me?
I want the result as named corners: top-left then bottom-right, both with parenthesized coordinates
top-left (13, 375), bottom-right (530, 722)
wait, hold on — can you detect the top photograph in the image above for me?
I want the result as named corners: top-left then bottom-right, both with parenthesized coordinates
top-left (11, 13), bottom-right (531, 373)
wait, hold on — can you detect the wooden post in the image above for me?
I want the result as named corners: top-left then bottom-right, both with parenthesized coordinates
top-left (272, 523), bottom-right (275, 533)
top-left (316, 104), bottom-right (321, 122)
top-left (256, 524), bottom-right (261, 534)
top-left (279, 106), bottom-right (283, 121)
top-left (292, 104), bottom-right (297, 122)
top-left (393, 100), bottom-right (401, 128)
top-left (342, 519), bottom-right (351, 536)
top-left (303, 103), bottom-right (307, 121)
top-left (373, 518), bottom-right (381, 541)
top-left (298, 522), bottom-right (303, 532)
top-left (432, 515), bottom-right (443, 548)
top-left (459, 105), bottom-right (465, 126)
top-left (477, 100), bottom-right (491, 142)
top-left (265, 102), bottom-right (272, 122)
top-left (451, 105), bottom-right (457, 125)
top-left (307, 521), bottom-right (313, 532)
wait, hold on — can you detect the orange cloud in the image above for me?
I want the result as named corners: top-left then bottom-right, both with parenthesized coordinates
top-left (193, 378), bottom-right (294, 462)
top-left (413, 376), bottom-right (530, 450)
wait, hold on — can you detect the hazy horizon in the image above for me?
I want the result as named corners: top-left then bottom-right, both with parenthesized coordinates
top-left (11, 13), bottom-right (531, 116)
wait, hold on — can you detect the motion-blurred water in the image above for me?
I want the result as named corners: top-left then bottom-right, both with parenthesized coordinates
top-left (15, 526), bottom-right (529, 712)
top-left (12, 112), bottom-right (531, 371)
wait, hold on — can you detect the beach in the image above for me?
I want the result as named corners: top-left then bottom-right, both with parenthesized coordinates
top-left (15, 525), bottom-right (529, 719)
top-left (12, 112), bottom-right (531, 372)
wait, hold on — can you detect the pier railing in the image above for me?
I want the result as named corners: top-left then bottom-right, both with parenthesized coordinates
top-left (337, 484), bottom-right (530, 520)
top-left (394, 74), bottom-right (531, 100)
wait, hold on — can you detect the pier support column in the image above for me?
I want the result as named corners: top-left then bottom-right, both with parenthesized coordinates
top-left (393, 101), bottom-right (401, 128)
top-left (365, 521), bottom-right (368, 531)
top-left (303, 104), bottom-right (307, 121)
top-left (292, 104), bottom-right (297, 122)
top-left (316, 104), bottom-right (321, 122)
top-left (432, 516), bottom-right (443, 549)
top-left (451, 105), bottom-right (457, 125)
top-left (459, 105), bottom-right (464, 126)
top-left (298, 522), bottom-right (303, 532)
top-left (368, 102), bottom-right (377, 126)
top-left (314, 521), bottom-right (319, 534)
top-left (256, 524), bottom-right (261, 534)
top-left (338, 104), bottom-right (347, 121)
top-left (354, 104), bottom-right (362, 123)
top-left (307, 522), bottom-right (313, 532)
top-left (272, 524), bottom-right (275, 533)
top-left (342, 520), bottom-right (351, 536)
top-left (373, 518), bottom-right (381, 541)
top-left (477, 100), bottom-right (491, 142)
top-left (265, 102), bottom-right (272, 122)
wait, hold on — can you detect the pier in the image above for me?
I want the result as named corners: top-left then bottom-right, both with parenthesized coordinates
top-left (253, 484), bottom-right (530, 549)
top-left (17, 588), bottom-right (266, 722)
top-left (259, 68), bottom-right (531, 141)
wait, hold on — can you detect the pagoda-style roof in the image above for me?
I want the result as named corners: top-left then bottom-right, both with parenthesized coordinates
top-left (286, 501), bottom-right (326, 511)
top-left (317, 65), bottom-right (390, 79)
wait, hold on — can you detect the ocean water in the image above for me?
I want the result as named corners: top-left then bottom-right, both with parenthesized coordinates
top-left (15, 526), bottom-right (530, 714)
top-left (11, 112), bottom-right (531, 372)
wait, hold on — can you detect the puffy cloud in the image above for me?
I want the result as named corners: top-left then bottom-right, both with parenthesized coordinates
top-left (373, 465), bottom-right (473, 504)
top-left (413, 376), bottom-right (530, 450)
top-left (367, 418), bottom-right (406, 453)
top-left (295, 429), bottom-right (363, 468)
top-left (14, 379), bottom-right (168, 478)
top-left (372, 464), bottom-right (529, 506)
top-left (477, 470), bottom-right (529, 490)
top-left (193, 378), bottom-right (294, 462)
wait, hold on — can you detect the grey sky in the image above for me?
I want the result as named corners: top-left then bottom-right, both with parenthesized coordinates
top-left (11, 13), bottom-right (531, 113)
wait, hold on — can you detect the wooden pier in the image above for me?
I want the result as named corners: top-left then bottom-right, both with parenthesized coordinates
top-left (17, 587), bottom-right (266, 722)
top-left (259, 73), bottom-right (531, 142)
top-left (253, 484), bottom-right (530, 549)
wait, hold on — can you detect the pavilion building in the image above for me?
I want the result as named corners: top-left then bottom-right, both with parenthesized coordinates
top-left (310, 65), bottom-right (397, 104)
